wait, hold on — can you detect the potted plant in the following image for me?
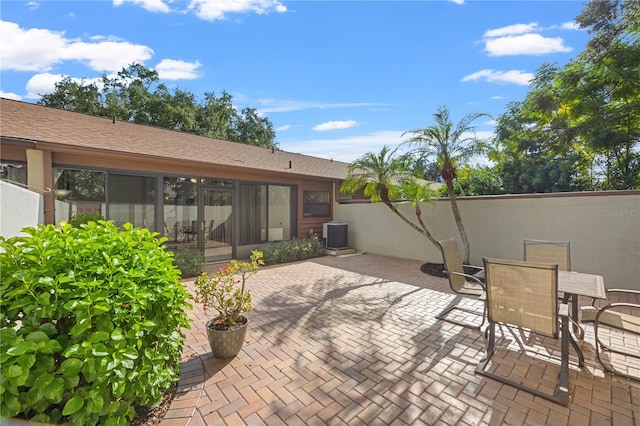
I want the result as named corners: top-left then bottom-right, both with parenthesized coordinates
top-left (193, 250), bottom-right (264, 358)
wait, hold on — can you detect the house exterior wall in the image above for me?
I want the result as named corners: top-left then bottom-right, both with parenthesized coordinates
top-left (45, 148), bottom-right (338, 239)
top-left (1, 141), bottom-right (340, 253)
top-left (334, 191), bottom-right (640, 291)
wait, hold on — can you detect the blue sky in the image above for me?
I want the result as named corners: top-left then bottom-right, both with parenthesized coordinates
top-left (1, 0), bottom-right (591, 163)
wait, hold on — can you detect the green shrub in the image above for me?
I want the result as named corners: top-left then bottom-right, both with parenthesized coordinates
top-left (260, 235), bottom-right (325, 265)
top-left (68, 212), bottom-right (105, 228)
top-left (171, 248), bottom-right (204, 278)
top-left (0, 221), bottom-right (191, 425)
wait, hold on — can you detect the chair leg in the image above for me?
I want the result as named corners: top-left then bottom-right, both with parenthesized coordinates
top-left (475, 320), bottom-right (571, 406)
top-left (436, 303), bottom-right (485, 331)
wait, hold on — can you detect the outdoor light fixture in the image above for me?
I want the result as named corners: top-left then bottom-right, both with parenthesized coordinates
top-left (54, 189), bottom-right (72, 199)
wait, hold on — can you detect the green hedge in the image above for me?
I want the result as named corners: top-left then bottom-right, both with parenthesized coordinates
top-left (0, 221), bottom-right (191, 425)
top-left (171, 247), bottom-right (204, 278)
top-left (259, 235), bottom-right (325, 265)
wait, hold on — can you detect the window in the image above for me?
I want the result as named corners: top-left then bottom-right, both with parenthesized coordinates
top-left (0, 161), bottom-right (27, 186)
top-left (53, 168), bottom-right (106, 224)
top-left (108, 174), bottom-right (155, 229)
top-left (163, 177), bottom-right (199, 244)
top-left (239, 184), bottom-right (292, 244)
top-left (239, 184), bottom-right (266, 243)
top-left (303, 190), bottom-right (331, 217)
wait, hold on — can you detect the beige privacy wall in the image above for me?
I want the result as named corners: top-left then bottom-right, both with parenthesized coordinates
top-left (334, 192), bottom-right (640, 290)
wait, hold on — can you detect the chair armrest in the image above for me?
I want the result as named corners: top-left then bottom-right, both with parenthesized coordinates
top-left (446, 271), bottom-right (486, 289)
top-left (463, 264), bottom-right (484, 273)
top-left (606, 289), bottom-right (640, 296)
top-left (589, 288), bottom-right (639, 307)
top-left (594, 303), bottom-right (640, 334)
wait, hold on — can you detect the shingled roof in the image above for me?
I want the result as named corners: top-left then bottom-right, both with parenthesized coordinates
top-left (0, 98), bottom-right (350, 180)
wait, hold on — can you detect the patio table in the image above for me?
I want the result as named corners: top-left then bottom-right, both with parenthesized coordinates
top-left (558, 270), bottom-right (606, 339)
top-left (478, 268), bottom-right (606, 338)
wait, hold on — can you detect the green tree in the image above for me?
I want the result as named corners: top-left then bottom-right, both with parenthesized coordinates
top-left (38, 63), bottom-right (278, 149)
top-left (568, 0), bottom-right (640, 189)
top-left (493, 96), bottom-right (593, 194)
top-left (402, 106), bottom-right (488, 264)
top-left (38, 77), bottom-right (104, 116)
top-left (340, 146), bottom-right (440, 248)
top-left (493, 0), bottom-right (639, 191)
top-left (436, 164), bottom-right (504, 197)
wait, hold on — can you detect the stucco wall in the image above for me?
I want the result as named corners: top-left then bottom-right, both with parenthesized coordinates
top-left (334, 192), bottom-right (640, 290)
top-left (0, 180), bottom-right (44, 238)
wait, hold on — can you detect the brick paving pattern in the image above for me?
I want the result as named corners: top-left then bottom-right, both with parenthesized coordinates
top-left (161, 254), bottom-right (640, 425)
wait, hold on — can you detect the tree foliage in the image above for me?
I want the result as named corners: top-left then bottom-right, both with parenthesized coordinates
top-left (402, 106), bottom-right (489, 264)
top-left (493, 0), bottom-right (639, 191)
top-left (436, 165), bottom-right (505, 197)
top-left (0, 221), bottom-right (191, 425)
top-left (340, 146), bottom-right (440, 248)
top-left (38, 63), bottom-right (278, 149)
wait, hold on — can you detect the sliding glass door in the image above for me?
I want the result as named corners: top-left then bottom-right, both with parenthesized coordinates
top-left (201, 187), bottom-right (233, 262)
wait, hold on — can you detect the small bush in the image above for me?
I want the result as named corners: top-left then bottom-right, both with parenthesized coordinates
top-left (0, 221), bottom-right (191, 425)
top-left (260, 235), bottom-right (325, 265)
top-left (172, 248), bottom-right (204, 278)
top-left (68, 212), bottom-right (104, 228)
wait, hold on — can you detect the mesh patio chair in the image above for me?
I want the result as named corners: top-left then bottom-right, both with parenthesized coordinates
top-left (524, 239), bottom-right (571, 271)
top-left (435, 238), bottom-right (486, 330)
top-left (476, 258), bottom-right (585, 406)
top-left (524, 239), bottom-right (575, 304)
top-left (581, 289), bottom-right (640, 382)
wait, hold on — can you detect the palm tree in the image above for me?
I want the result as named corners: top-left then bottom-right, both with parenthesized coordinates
top-left (340, 146), bottom-right (439, 248)
top-left (403, 106), bottom-right (489, 264)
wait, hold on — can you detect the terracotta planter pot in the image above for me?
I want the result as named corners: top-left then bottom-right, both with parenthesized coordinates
top-left (205, 316), bottom-right (248, 359)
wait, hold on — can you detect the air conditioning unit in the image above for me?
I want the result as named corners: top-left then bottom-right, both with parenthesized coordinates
top-left (323, 222), bottom-right (348, 249)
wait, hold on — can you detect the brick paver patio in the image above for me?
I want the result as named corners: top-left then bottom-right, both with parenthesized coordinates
top-left (161, 253), bottom-right (639, 425)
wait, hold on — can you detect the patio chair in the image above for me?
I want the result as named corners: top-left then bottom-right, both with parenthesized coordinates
top-left (524, 239), bottom-right (571, 271)
top-left (524, 239), bottom-right (573, 303)
top-left (581, 289), bottom-right (640, 382)
top-left (435, 238), bottom-right (486, 330)
top-left (164, 221), bottom-right (179, 242)
top-left (476, 258), bottom-right (584, 406)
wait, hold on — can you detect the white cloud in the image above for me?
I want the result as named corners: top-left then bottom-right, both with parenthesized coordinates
top-left (255, 98), bottom-right (386, 114)
top-left (484, 33), bottom-right (572, 56)
top-left (482, 22), bottom-right (573, 57)
top-left (25, 73), bottom-right (65, 98)
top-left (1, 20), bottom-right (153, 73)
top-left (25, 2), bottom-right (40, 10)
top-left (113, 0), bottom-right (171, 13)
top-left (0, 91), bottom-right (22, 101)
top-left (449, 0), bottom-right (464, 4)
top-left (25, 73), bottom-right (67, 99)
top-left (155, 59), bottom-right (202, 80)
top-left (1, 21), bottom-right (67, 71)
top-left (484, 23), bottom-right (539, 38)
top-left (187, 0), bottom-right (287, 21)
top-left (461, 69), bottom-right (533, 86)
top-left (280, 130), bottom-right (405, 163)
top-left (276, 124), bottom-right (291, 131)
top-left (313, 120), bottom-right (358, 131)
top-left (67, 41), bottom-right (154, 72)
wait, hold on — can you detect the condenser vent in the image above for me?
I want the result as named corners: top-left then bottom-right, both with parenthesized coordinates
top-left (323, 222), bottom-right (348, 249)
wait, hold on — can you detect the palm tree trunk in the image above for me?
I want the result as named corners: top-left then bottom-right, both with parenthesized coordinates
top-left (446, 179), bottom-right (471, 264)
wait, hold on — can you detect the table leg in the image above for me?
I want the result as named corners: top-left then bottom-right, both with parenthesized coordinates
top-left (571, 294), bottom-right (585, 341)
